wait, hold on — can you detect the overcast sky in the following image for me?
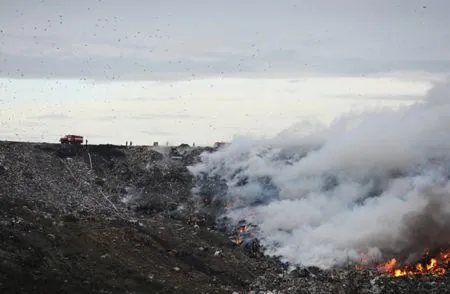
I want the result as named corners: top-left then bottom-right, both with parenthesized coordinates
top-left (0, 0), bottom-right (449, 144)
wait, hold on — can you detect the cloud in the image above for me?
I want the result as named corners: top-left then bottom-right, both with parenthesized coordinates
top-left (2, 50), bottom-right (450, 81)
top-left (98, 113), bottom-right (205, 121)
top-left (120, 96), bottom-right (181, 102)
top-left (326, 94), bottom-right (422, 101)
top-left (134, 113), bottom-right (205, 120)
top-left (1, 0), bottom-right (450, 80)
top-left (0, 53), bottom-right (215, 81)
top-left (29, 113), bottom-right (71, 120)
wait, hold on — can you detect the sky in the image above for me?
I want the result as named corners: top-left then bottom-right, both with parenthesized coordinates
top-left (0, 0), bottom-right (449, 145)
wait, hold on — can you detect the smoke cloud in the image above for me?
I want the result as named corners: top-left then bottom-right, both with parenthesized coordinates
top-left (188, 80), bottom-right (450, 268)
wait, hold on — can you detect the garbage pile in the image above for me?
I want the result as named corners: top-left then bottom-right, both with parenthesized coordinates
top-left (0, 141), bottom-right (449, 293)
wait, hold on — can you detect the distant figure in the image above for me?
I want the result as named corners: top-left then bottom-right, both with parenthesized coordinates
top-left (85, 139), bottom-right (88, 146)
top-left (193, 142), bottom-right (195, 147)
top-left (126, 141), bottom-right (128, 147)
top-left (130, 141), bottom-right (133, 146)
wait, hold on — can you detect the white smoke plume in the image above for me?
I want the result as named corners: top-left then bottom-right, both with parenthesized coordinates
top-left (188, 80), bottom-right (450, 269)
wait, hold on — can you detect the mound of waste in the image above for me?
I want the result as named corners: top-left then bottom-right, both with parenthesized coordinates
top-left (1, 141), bottom-right (449, 293)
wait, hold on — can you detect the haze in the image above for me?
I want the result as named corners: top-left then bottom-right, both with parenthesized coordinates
top-left (1, 0), bottom-right (449, 145)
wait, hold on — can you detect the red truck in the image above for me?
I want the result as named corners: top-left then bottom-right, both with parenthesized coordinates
top-left (60, 134), bottom-right (84, 144)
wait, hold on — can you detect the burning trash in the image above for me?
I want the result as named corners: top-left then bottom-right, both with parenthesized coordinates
top-left (376, 249), bottom-right (450, 277)
top-left (230, 223), bottom-right (256, 247)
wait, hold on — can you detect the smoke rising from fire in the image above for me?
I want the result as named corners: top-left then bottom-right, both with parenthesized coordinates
top-left (188, 80), bottom-right (450, 268)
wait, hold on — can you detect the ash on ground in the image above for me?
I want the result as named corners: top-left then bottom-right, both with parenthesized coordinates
top-left (0, 141), bottom-right (449, 293)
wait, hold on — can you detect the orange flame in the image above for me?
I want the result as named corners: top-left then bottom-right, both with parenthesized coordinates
top-left (231, 225), bottom-right (251, 246)
top-left (238, 225), bottom-right (249, 234)
top-left (376, 249), bottom-right (450, 277)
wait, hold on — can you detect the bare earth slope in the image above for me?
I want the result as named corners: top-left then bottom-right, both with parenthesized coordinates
top-left (0, 141), bottom-right (449, 294)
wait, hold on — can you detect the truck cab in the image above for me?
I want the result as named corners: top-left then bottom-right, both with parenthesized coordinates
top-left (60, 135), bottom-right (84, 145)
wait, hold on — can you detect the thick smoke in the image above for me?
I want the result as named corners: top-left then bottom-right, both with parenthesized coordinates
top-left (188, 80), bottom-right (450, 269)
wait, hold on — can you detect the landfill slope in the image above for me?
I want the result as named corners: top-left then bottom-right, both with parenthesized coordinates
top-left (0, 142), bottom-right (260, 293)
top-left (0, 141), bottom-right (449, 294)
